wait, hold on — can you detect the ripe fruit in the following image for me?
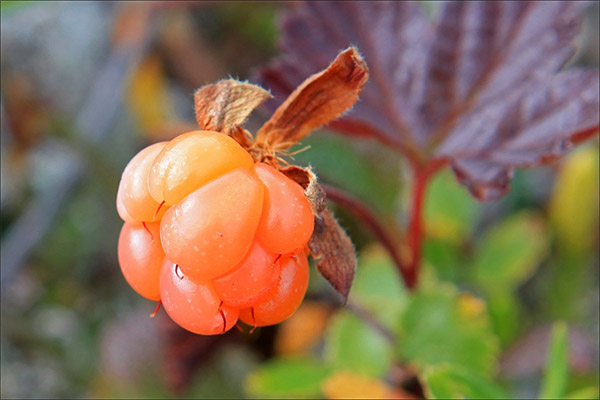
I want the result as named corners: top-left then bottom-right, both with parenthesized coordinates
top-left (254, 163), bottom-right (314, 255)
top-left (117, 142), bottom-right (168, 222)
top-left (213, 238), bottom-right (281, 308)
top-left (118, 221), bottom-right (164, 301)
top-left (116, 130), bottom-right (315, 336)
top-left (160, 260), bottom-right (239, 335)
top-left (239, 251), bottom-right (310, 327)
top-left (148, 130), bottom-right (254, 206)
top-left (160, 168), bottom-right (264, 280)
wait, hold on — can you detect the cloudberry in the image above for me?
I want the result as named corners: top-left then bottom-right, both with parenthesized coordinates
top-left (116, 130), bottom-right (314, 335)
top-left (254, 163), bottom-right (314, 255)
top-left (160, 260), bottom-right (239, 335)
top-left (239, 251), bottom-right (310, 328)
top-left (160, 168), bottom-right (264, 280)
top-left (118, 221), bottom-right (164, 301)
top-left (213, 238), bottom-right (281, 308)
top-left (116, 142), bottom-right (168, 222)
top-left (148, 130), bottom-right (253, 206)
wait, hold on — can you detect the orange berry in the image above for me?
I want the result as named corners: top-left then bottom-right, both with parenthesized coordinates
top-left (213, 238), bottom-right (281, 308)
top-left (160, 168), bottom-right (264, 280)
top-left (160, 260), bottom-right (239, 335)
top-left (117, 142), bottom-right (169, 222)
top-left (254, 163), bottom-right (314, 255)
top-left (116, 183), bottom-right (136, 223)
top-left (117, 221), bottom-right (164, 301)
top-left (239, 251), bottom-right (309, 327)
top-left (148, 130), bottom-right (254, 206)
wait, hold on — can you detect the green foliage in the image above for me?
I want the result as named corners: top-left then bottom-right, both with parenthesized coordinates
top-left (396, 285), bottom-right (499, 377)
top-left (423, 364), bottom-right (511, 399)
top-left (565, 386), bottom-right (600, 399)
top-left (0, 1), bottom-right (39, 12)
top-left (246, 357), bottom-right (331, 398)
top-left (350, 247), bottom-right (408, 328)
top-left (422, 238), bottom-right (464, 283)
top-left (473, 211), bottom-right (549, 292)
top-left (486, 291), bottom-right (523, 348)
top-left (325, 310), bottom-right (392, 378)
top-left (293, 132), bottom-right (402, 215)
top-left (425, 170), bottom-right (481, 244)
top-left (539, 322), bottom-right (569, 399)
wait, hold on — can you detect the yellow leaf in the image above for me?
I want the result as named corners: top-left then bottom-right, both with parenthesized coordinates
top-left (127, 54), bottom-right (170, 136)
top-left (549, 145), bottom-right (600, 253)
top-left (323, 371), bottom-right (410, 399)
top-left (275, 301), bottom-right (331, 356)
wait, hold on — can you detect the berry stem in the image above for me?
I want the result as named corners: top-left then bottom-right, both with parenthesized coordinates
top-left (150, 300), bottom-right (162, 318)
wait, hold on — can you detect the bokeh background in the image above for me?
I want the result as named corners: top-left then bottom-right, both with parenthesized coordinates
top-left (1, 2), bottom-right (598, 398)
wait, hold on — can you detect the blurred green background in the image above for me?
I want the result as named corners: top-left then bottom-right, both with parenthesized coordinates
top-left (1, 2), bottom-right (598, 398)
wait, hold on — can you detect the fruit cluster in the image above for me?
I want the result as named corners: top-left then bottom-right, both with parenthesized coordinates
top-left (116, 130), bottom-right (314, 335)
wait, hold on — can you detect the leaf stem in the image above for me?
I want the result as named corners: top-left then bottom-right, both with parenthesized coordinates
top-left (321, 184), bottom-right (410, 288)
top-left (404, 158), bottom-right (448, 289)
top-left (321, 158), bottom-right (447, 291)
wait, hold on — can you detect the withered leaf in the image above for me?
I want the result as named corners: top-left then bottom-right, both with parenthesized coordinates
top-left (281, 164), bottom-right (353, 298)
top-left (258, 1), bottom-right (599, 200)
top-left (280, 165), bottom-right (327, 214)
top-left (309, 208), bottom-right (356, 301)
top-left (194, 78), bottom-right (272, 134)
top-left (256, 46), bottom-right (368, 149)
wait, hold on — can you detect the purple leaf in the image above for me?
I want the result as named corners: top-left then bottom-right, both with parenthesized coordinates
top-left (258, 0), bottom-right (599, 200)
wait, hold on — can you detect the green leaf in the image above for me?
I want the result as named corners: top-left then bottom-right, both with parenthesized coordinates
top-left (473, 211), bottom-right (549, 291)
top-left (487, 292), bottom-right (523, 348)
top-left (1, 1), bottom-right (40, 12)
top-left (351, 246), bottom-right (408, 329)
top-left (425, 170), bottom-right (481, 244)
top-left (539, 322), bottom-right (569, 399)
top-left (422, 238), bottom-right (464, 283)
top-left (397, 285), bottom-right (499, 376)
top-left (292, 131), bottom-right (402, 215)
top-left (246, 357), bottom-right (331, 398)
top-left (325, 310), bottom-right (392, 378)
top-left (423, 364), bottom-right (511, 399)
top-left (565, 386), bottom-right (599, 399)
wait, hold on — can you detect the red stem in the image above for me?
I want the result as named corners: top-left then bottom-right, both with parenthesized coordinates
top-left (322, 157), bottom-right (448, 290)
top-left (404, 158), bottom-right (448, 289)
top-left (322, 184), bottom-right (410, 285)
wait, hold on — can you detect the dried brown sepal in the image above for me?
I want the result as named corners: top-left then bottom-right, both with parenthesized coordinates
top-left (308, 208), bottom-right (356, 301)
top-left (256, 47), bottom-right (369, 150)
top-left (194, 79), bottom-right (272, 134)
top-left (279, 165), bottom-right (326, 214)
top-left (280, 164), bottom-right (355, 299)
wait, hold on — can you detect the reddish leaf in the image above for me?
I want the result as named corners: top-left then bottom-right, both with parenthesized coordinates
top-left (438, 69), bottom-right (599, 199)
top-left (308, 208), bottom-right (356, 301)
top-left (258, 1), bottom-right (599, 200)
